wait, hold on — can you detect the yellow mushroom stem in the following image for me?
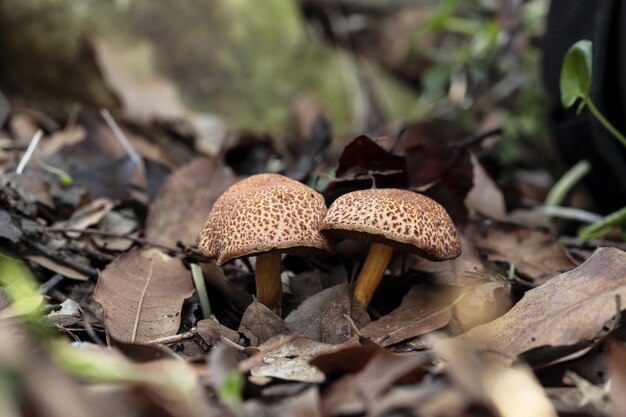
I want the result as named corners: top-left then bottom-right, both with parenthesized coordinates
top-left (353, 242), bottom-right (394, 307)
top-left (255, 253), bottom-right (283, 310)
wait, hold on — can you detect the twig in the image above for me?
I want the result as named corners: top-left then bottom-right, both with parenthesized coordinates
top-left (16, 130), bottom-right (43, 174)
top-left (453, 126), bottom-right (503, 149)
top-left (39, 274), bottom-right (64, 294)
top-left (343, 313), bottom-right (362, 337)
top-left (45, 227), bottom-right (208, 260)
top-left (147, 328), bottom-right (198, 345)
top-left (24, 240), bottom-right (98, 278)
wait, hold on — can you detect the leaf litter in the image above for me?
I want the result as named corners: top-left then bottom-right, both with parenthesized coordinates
top-left (2, 3), bottom-right (626, 416)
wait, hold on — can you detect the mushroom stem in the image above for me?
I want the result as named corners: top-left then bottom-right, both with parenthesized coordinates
top-left (255, 253), bottom-right (283, 310)
top-left (353, 242), bottom-right (394, 306)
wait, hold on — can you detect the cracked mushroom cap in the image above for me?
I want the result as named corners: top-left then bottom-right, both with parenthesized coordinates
top-left (198, 173), bottom-right (331, 265)
top-left (321, 189), bottom-right (461, 261)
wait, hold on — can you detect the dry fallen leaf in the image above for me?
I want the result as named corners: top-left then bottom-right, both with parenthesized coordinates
top-left (464, 154), bottom-right (507, 220)
top-left (315, 344), bottom-right (430, 416)
top-left (197, 317), bottom-right (240, 346)
top-left (466, 220), bottom-right (576, 284)
top-left (239, 300), bottom-right (289, 346)
top-left (430, 336), bottom-right (557, 417)
top-left (360, 304), bottom-right (452, 346)
top-left (94, 248), bottom-right (194, 343)
top-left (459, 247), bottom-right (626, 362)
top-left (240, 335), bottom-right (340, 384)
top-left (145, 157), bottom-right (237, 246)
top-left (52, 198), bottom-right (115, 235)
top-left (286, 284), bottom-right (369, 343)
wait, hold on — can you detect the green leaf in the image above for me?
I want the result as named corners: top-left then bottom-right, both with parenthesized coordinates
top-left (560, 40), bottom-right (593, 109)
top-left (578, 206), bottom-right (626, 240)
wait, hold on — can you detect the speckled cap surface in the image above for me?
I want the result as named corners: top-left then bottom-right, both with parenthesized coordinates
top-left (321, 189), bottom-right (461, 261)
top-left (198, 173), bottom-right (331, 265)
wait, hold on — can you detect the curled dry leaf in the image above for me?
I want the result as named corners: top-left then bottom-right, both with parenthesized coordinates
top-left (94, 248), bottom-right (194, 343)
top-left (241, 335), bottom-right (340, 384)
top-left (464, 154), bottom-right (507, 220)
top-left (239, 300), bottom-right (289, 346)
top-left (459, 247), bottom-right (626, 363)
top-left (52, 198), bottom-right (115, 234)
top-left (145, 157), bottom-right (237, 246)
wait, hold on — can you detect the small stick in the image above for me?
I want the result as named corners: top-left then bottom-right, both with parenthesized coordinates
top-left (45, 227), bottom-right (205, 258)
top-left (16, 130), bottom-right (43, 174)
top-left (100, 109), bottom-right (145, 173)
top-left (147, 328), bottom-right (198, 345)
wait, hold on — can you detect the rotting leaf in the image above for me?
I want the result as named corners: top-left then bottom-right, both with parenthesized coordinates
top-left (145, 157), bottom-right (237, 247)
top-left (239, 300), bottom-right (289, 346)
top-left (94, 248), bottom-right (194, 343)
top-left (459, 247), bottom-right (626, 363)
top-left (360, 304), bottom-right (452, 347)
top-left (466, 219), bottom-right (576, 285)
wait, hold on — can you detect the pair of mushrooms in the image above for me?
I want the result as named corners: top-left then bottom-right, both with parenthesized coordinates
top-left (198, 174), bottom-right (461, 310)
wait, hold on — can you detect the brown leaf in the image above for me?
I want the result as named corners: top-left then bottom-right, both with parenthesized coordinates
top-left (285, 284), bottom-right (369, 343)
top-left (318, 346), bottom-right (429, 416)
top-left (360, 304), bottom-right (452, 346)
top-left (239, 335), bottom-right (340, 383)
top-left (464, 154), bottom-right (507, 220)
top-left (94, 248), bottom-right (194, 343)
top-left (26, 255), bottom-right (89, 281)
top-left (335, 135), bottom-right (405, 178)
top-left (52, 198), bottom-right (115, 236)
top-left (239, 300), bottom-right (289, 346)
top-left (145, 157), bottom-right (237, 247)
top-left (91, 209), bottom-right (139, 251)
top-left (466, 220), bottom-right (576, 284)
top-left (459, 247), bottom-right (626, 362)
top-left (197, 317), bottom-right (240, 346)
top-left (319, 296), bottom-right (370, 345)
top-left (430, 336), bottom-right (557, 417)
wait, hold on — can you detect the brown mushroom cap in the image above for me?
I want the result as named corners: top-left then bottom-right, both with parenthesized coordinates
top-left (321, 189), bottom-right (461, 261)
top-left (198, 173), bottom-right (331, 264)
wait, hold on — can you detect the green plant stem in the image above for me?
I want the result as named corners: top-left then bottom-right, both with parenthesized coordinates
top-left (545, 160), bottom-right (591, 207)
top-left (190, 263), bottom-right (211, 320)
top-left (586, 99), bottom-right (626, 149)
top-left (579, 205), bottom-right (626, 240)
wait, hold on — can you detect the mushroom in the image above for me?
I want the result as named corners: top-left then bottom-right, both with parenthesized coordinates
top-left (320, 188), bottom-right (461, 307)
top-left (198, 173), bottom-right (330, 310)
